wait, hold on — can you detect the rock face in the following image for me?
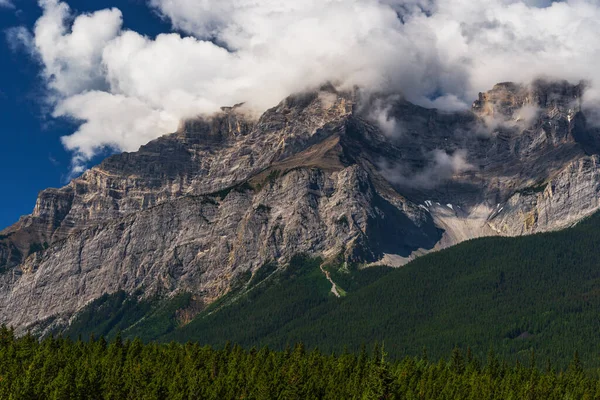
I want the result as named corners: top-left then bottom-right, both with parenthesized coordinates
top-left (1, 79), bottom-right (599, 333)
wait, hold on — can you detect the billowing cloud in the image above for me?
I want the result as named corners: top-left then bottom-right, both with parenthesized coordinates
top-left (33, 1), bottom-right (121, 97)
top-left (0, 0), bottom-right (14, 9)
top-left (13, 0), bottom-right (600, 174)
top-left (55, 91), bottom-right (179, 159)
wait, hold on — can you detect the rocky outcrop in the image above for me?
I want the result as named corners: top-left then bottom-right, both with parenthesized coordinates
top-left (1, 80), bottom-right (600, 333)
top-left (0, 89), bottom-right (353, 267)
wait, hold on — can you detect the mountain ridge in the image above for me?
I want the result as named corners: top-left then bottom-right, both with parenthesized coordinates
top-left (1, 79), bottom-right (600, 335)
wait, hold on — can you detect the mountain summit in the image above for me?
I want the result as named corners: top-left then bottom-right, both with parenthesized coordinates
top-left (1, 80), bottom-right (599, 334)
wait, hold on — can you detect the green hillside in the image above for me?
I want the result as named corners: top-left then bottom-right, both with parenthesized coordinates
top-left (166, 211), bottom-right (600, 369)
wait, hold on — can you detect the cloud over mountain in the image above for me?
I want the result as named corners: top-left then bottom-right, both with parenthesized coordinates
top-left (9, 0), bottom-right (600, 172)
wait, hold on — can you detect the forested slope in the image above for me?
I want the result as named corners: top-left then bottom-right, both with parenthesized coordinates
top-left (165, 211), bottom-right (600, 369)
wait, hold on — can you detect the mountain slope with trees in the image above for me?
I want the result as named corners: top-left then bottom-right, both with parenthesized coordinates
top-left (160, 211), bottom-right (600, 369)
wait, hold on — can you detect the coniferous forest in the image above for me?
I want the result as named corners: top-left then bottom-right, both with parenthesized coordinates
top-left (1, 326), bottom-right (599, 400)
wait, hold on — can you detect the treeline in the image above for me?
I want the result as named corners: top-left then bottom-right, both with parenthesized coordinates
top-left (1, 327), bottom-right (599, 399)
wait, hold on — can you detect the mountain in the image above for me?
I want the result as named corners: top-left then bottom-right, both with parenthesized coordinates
top-left (1, 79), bottom-right (599, 336)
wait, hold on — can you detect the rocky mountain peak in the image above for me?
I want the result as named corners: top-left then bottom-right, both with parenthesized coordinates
top-left (176, 102), bottom-right (256, 143)
top-left (472, 79), bottom-right (584, 119)
top-left (3, 80), bottom-right (600, 335)
top-left (265, 87), bottom-right (354, 123)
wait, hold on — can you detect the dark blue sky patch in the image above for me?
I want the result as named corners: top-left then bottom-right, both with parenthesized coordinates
top-left (0, 0), bottom-right (169, 228)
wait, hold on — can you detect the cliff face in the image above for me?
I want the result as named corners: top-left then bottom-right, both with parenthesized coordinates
top-left (1, 80), bottom-right (599, 333)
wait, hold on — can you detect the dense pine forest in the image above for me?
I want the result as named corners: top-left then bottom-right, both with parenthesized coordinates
top-left (1, 327), bottom-right (598, 399)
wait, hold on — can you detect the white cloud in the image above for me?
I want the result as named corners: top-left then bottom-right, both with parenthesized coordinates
top-left (365, 95), bottom-right (403, 138)
top-left (380, 149), bottom-right (473, 189)
top-left (17, 0), bottom-right (600, 174)
top-left (33, 0), bottom-right (122, 97)
top-left (55, 91), bottom-right (179, 159)
top-left (5, 26), bottom-right (34, 54)
top-left (0, 0), bottom-right (14, 9)
top-left (513, 104), bottom-right (541, 125)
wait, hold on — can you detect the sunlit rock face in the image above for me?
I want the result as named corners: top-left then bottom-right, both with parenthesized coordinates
top-left (1, 80), bottom-right (599, 334)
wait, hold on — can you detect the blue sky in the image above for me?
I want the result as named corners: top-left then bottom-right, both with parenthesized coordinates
top-left (0, 0), bottom-right (170, 229)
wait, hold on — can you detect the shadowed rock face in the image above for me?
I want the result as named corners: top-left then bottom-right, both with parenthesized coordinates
top-left (1, 80), bottom-right (599, 334)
